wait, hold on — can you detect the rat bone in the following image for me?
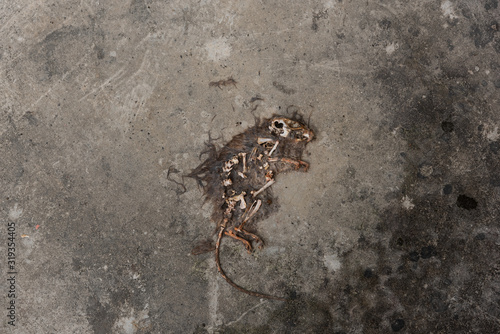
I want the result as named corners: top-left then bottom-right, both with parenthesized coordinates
top-left (268, 140), bottom-right (279, 156)
top-left (257, 137), bottom-right (274, 145)
top-left (227, 192), bottom-right (247, 210)
top-left (241, 199), bottom-right (262, 226)
top-left (239, 152), bottom-right (247, 173)
top-left (252, 179), bottom-right (275, 197)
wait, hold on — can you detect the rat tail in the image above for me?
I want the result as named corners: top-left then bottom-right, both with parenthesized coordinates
top-left (215, 226), bottom-right (287, 301)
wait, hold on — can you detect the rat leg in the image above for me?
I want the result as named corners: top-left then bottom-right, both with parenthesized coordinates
top-left (235, 199), bottom-right (264, 249)
top-left (223, 199), bottom-right (265, 252)
top-left (220, 198), bottom-right (254, 251)
top-left (225, 226), bottom-right (264, 253)
top-left (224, 229), bottom-right (254, 252)
top-left (234, 229), bottom-right (264, 250)
top-left (252, 180), bottom-right (275, 197)
top-left (239, 199), bottom-right (262, 229)
top-left (269, 157), bottom-right (309, 172)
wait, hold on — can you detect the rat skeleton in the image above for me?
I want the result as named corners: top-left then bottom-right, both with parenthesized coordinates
top-left (188, 116), bottom-right (314, 301)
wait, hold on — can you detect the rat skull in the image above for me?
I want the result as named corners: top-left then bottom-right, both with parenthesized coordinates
top-left (269, 117), bottom-right (314, 142)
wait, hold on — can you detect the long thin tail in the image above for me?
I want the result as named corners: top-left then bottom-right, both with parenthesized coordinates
top-left (215, 227), bottom-right (287, 301)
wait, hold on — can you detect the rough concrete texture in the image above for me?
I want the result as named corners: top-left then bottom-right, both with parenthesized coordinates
top-left (1, 0), bottom-right (499, 333)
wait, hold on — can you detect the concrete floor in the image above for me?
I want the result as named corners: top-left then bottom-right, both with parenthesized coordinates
top-left (1, 0), bottom-right (499, 333)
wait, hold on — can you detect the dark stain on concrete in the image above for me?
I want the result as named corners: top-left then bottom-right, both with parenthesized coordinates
top-left (469, 22), bottom-right (498, 48)
top-left (129, 0), bottom-right (152, 23)
top-left (30, 25), bottom-right (104, 80)
top-left (86, 295), bottom-right (117, 334)
top-left (345, 11), bottom-right (497, 334)
top-left (272, 81), bottom-right (296, 95)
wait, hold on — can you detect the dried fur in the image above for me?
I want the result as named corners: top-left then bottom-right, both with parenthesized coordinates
top-left (208, 77), bottom-right (238, 89)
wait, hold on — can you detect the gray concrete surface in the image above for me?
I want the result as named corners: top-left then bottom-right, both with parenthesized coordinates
top-left (1, 0), bottom-right (499, 333)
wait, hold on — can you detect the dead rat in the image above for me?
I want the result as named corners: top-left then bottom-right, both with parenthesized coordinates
top-left (187, 115), bottom-right (314, 301)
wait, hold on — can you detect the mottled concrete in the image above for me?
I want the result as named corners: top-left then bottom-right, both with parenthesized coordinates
top-left (1, 0), bottom-right (499, 333)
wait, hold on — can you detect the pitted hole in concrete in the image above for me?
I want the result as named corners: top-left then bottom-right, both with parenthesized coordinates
top-left (390, 318), bottom-right (405, 332)
top-left (441, 121), bottom-right (454, 133)
top-left (456, 194), bottom-right (478, 210)
top-left (443, 184), bottom-right (453, 195)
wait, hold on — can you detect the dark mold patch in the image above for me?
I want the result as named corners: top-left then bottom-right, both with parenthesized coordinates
top-left (469, 22), bottom-right (498, 48)
top-left (319, 4), bottom-right (500, 333)
top-left (267, 297), bottom-right (335, 333)
top-left (484, 0), bottom-right (498, 10)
